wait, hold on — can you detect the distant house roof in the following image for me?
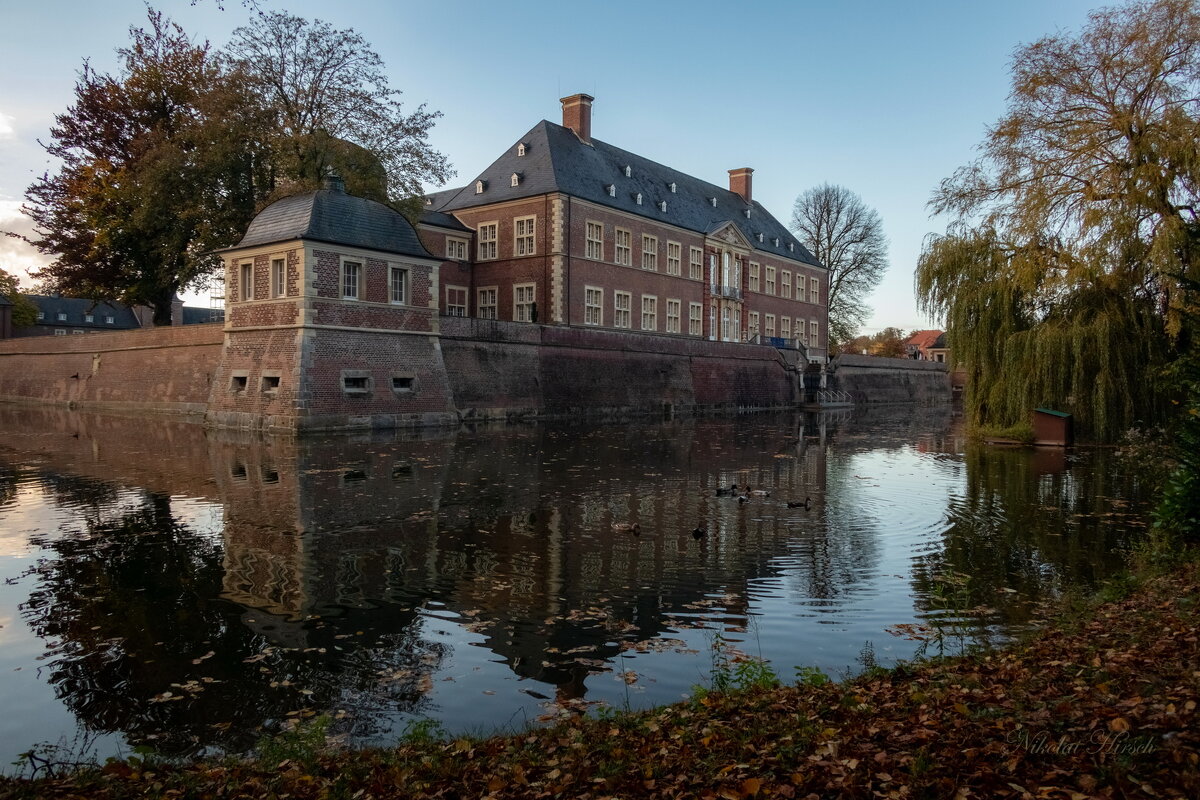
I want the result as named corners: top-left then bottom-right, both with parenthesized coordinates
top-left (26, 295), bottom-right (141, 330)
top-left (931, 332), bottom-right (948, 349)
top-left (427, 120), bottom-right (822, 268)
top-left (905, 329), bottom-right (943, 350)
top-left (182, 306), bottom-right (223, 325)
top-left (236, 175), bottom-right (434, 260)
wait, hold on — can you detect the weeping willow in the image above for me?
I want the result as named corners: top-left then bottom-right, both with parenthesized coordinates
top-left (917, 228), bottom-right (1173, 440)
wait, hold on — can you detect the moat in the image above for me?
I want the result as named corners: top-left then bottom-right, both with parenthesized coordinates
top-left (0, 406), bottom-right (1157, 765)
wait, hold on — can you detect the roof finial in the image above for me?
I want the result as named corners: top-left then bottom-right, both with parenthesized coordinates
top-left (323, 167), bottom-right (345, 193)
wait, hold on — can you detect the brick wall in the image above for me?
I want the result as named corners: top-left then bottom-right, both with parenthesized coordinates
top-left (0, 324), bottom-right (224, 415)
top-left (829, 354), bottom-right (951, 405)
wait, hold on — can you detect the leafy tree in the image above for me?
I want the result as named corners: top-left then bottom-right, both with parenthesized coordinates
top-left (21, 11), bottom-right (272, 325)
top-left (791, 183), bottom-right (888, 345)
top-left (839, 326), bottom-right (909, 358)
top-left (917, 0), bottom-right (1200, 440)
top-left (0, 268), bottom-right (38, 328)
top-left (224, 11), bottom-right (453, 216)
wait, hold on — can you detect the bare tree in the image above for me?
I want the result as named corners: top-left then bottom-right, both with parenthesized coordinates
top-left (791, 184), bottom-right (888, 344)
top-left (224, 12), bottom-right (452, 208)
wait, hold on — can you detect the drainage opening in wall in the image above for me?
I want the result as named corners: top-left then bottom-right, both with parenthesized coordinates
top-left (392, 375), bottom-right (416, 394)
top-left (230, 375), bottom-right (248, 393)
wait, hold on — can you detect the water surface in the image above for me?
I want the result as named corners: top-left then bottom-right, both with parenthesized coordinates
top-left (0, 406), bottom-right (1155, 765)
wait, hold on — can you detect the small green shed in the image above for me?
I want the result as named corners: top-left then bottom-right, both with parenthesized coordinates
top-left (1033, 408), bottom-right (1073, 447)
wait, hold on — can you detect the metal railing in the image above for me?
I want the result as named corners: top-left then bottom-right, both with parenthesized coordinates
top-left (817, 390), bottom-right (853, 405)
top-left (711, 284), bottom-right (743, 301)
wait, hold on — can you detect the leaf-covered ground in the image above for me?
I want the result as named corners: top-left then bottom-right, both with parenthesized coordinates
top-left (4, 562), bottom-right (1198, 800)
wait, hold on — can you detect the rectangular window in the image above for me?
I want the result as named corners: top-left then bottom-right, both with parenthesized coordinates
top-left (689, 247), bottom-right (703, 280)
top-left (810, 320), bottom-right (820, 347)
top-left (585, 286), bottom-right (603, 326)
top-left (749, 262), bottom-right (760, 293)
top-left (641, 235), bottom-right (657, 270)
top-left (765, 314), bottom-right (776, 338)
top-left (614, 291), bottom-right (632, 328)
top-left (765, 266), bottom-right (776, 296)
top-left (477, 286), bottom-right (497, 319)
top-left (688, 302), bottom-right (702, 336)
top-left (641, 295), bottom-right (657, 330)
top-left (810, 277), bottom-right (820, 304)
top-left (389, 266), bottom-right (408, 304)
top-left (514, 283), bottom-right (535, 322)
top-left (666, 241), bottom-right (681, 276)
top-left (84, 313), bottom-right (94, 323)
top-left (586, 221), bottom-right (603, 260)
top-left (478, 222), bottom-right (498, 260)
top-left (240, 262), bottom-right (253, 301)
top-left (105, 315), bottom-right (114, 324)
top-left (262, 375), bottom-right (281, 393)
top-left (615, 228), bottom-right (632, 265)
top-left (781, 270), bottom-right (792, 300)
top-left (271, 257), bottom-right (286, 298)
top-left (54, 329), bottom-right (66, 336)
top-left (446, 237), bottom-right (468, 260)
top-left (749, 311), bottom-right (760, 337)
top-left (36, 312), bottom-right (44, 321)
top-left (446, 285), bottom-right (467, 316)
top-left (666, 298), bottom-right (681, 333)
top-left (781, 316), bottom-right (791, 339)
top-left (514, 215), bottom-right (536, 256)
top-left (798, 317), bottom-right (808, 344)
top-left (342, 260), bottom-right (361, 299)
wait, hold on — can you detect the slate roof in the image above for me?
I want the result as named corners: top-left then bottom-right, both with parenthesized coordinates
top-left (429, 120), bottom-right (822, 269)
top-left (26, 295), bottom-right (141, 330)
top-left (0, 295), bottom-right (11, 307)
top-left (419, 188), bottom-right (472, 232)
top-left (182, 306), bottom-right (223, 325)
top-left (237, 179), bottom-right (434, 260)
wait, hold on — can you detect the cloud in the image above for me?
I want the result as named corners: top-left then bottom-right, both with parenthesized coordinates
top-left (0, 200), bottom-right (48, 280)
top-left (0, 111), bottom-right (14, 140)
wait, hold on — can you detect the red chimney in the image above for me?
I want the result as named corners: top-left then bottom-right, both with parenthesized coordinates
top-left (560, 93), bottom-right (594, 144)
top-left (728, 168), bottom-right (753, 203)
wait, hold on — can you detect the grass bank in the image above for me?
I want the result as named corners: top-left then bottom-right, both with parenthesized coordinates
top-left (3, 554), bottom-right (1199, 799)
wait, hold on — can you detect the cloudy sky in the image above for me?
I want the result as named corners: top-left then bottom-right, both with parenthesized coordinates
top-left (0, 0), bottom-right (1102, 331)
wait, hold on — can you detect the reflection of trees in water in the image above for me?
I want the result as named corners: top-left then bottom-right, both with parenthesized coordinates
top-left (910, 444), bottom-right (1149, 623)
top-left (20, 489), bottom-right (446, 757)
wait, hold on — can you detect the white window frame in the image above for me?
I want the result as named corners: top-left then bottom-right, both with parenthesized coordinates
top-left (781, 316), bottom-right (791, 339)
top-left (84, 313), bottom-right (94, 323)
top-left (54, 329), bottom-right (66, 336)
top-left (614, 291), bottom-right (632, 329)
top-left (615, 228), bottom-right (632, 266)
top-left (105, 315), bottom-right (114, 324)
top-left (513, 283), bottom-right (535, 322)
top-left (641, 295), bottom-right (657, 331)
top-left (689, 302), bottom-right (702, 336)
top-left (781, 270), bottom-right (792, 300)
top-left (446, 237), bottom-right (468, 260)
top-left (445, 284), bottom-right (467, 316)
top-left (749, 311), bottom-right (760, 337)
top-left (389, 266), bottom-right (409, 305)
top-left (478, 221), bottom-right (498, 261)
top-left (584, 285), bottom-right (603, 326)
top-left (810, 320), bottom-right (820, 347)
top-left (666, 241), bottom-right (681, 276)
top-left (748, 262), bottom-right (760, 293)
top-left (810, 276), bottom-right (820, 304)
top-left (271, 256), bottom-right (286, 298)
top-left (341, 258), bottom-right (361, 300)
top-left (586, 221), bottom-right (604, 261)
top-left (641, 235), bottom-right (658, 271)
top-left (799, 317), bottom-right (808, 345)
top-left (240, 261), bottom-right (254, 301)
top-left (765, 314), bottom-right (776, 338)
top-left (666, 298), bottom-right (681, 333)
top-left (514, 215), bottom-right (536, 257)
top-left (689, 246), bottom-right (703, 280)
top-left (477, 286), bottom-right (498, 319)
top-left (765, 266), bottom-right (776, 296)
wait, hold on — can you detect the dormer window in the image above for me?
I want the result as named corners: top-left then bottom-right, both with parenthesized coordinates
top-left (635, 193), bottom-right (642, 205)
top-left (624, 165), bottom-right (632, 178)
top-left (511, 173), bottom-right (520, 187)
top-left (710, 197), bottom-right (717, 207)
top-left (669, 182), bottom-right (676, 193)
top-left (788, 243), bottom-right (794, 252)
top-left (743, 209), bottom-right (751, 218)
top-left (475, 180), bottom-right (486, 194)
top-left (658, 201), bottom-right (667, 212)
top-left (424, 197), bottom-right (433, 206)
top-left (773, 237), bottom-right (780, 247)
top-left (517, 143), bottom-right (526, 156)
top-left (757, 233), bottom-right (764, 243)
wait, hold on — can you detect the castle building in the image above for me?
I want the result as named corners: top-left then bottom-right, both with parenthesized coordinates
top-left (418, 94), bottom-right (828, 360)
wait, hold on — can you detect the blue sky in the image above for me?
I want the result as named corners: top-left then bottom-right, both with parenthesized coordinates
top-left (0, 0), bottom-right (1103, 332)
